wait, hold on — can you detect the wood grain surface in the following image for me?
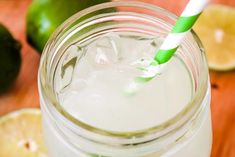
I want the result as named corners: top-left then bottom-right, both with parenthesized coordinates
top-left (0, 0), bottom-right (234, 157)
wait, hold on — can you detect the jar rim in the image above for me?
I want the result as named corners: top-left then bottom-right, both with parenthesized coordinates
top-left (38, 1), bottom-right (209, 139)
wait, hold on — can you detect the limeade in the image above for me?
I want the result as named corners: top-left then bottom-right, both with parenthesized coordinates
top-left (58, 32), bottom-right (192, 132)
top-left (42, 32), bottom-right (212, 157)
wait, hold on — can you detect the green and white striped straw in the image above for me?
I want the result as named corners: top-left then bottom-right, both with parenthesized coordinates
top-left (126, 0), bottom-right (208, 94)
top-left (154, 0), bottom-right (208, 65)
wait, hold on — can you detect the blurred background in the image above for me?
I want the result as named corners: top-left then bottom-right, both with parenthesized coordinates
top-left (0, 0), bottom-right (235, 157)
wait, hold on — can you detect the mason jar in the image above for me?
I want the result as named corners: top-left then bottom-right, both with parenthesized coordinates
top-left (38, 1), bottom-right (212, 157)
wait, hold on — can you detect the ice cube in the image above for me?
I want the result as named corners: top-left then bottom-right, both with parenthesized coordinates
top-left (95, 47), bottom-right (109, 64)
top-left (86, 33), bottom-right (122, 67)
top-left (118, 35), bottom-right (162, 65)
top-left (58, 45), bottom-right (83, 93)
top-left (70, 79), bottom-right (88, 91)
top-left (127, 37), bottom-right (163, 65)
top-left (150, 37), bottom-right (164, 50)
top-left (138, 37), bottom-right (163, 58)
top-left (73, 58), bottom-right (93, 79)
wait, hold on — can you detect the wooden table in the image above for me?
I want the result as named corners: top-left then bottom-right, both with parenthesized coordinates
top-left (0, 0), bottom-right (234, 156)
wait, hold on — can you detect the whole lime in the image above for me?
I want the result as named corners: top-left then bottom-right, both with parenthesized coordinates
top-left (26, 0), bottom-right (110, 53)
top-left (0, 24), bottom-right (21, 93)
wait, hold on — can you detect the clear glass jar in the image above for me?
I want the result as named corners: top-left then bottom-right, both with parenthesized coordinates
top-left (38, 1), bottom-right (212, 157)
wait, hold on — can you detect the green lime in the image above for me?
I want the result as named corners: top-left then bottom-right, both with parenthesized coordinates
top-left (26, 0), bottom-right (110, 53)
top-left (0, 24), bottom-right (21, 93)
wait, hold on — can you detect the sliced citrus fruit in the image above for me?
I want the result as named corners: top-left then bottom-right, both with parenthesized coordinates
top-left (193, 4), bottom-right (235, 71)
top-left (0, 109), bottom-right (48, 157)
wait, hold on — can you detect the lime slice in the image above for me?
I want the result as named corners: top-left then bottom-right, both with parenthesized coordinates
top-left (193, 4), bottom-right (235, 71)
top-left (0, 109), bottom-right (48, 157)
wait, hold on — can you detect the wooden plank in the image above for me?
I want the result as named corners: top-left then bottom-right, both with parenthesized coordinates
top-left (0, 0), bottom-right (40, 115)
top-left (0, 0), bottom-right (235, 156)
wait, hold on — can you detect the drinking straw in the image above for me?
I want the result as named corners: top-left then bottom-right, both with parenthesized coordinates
top-left (155, 0), bottom-right (208, 63)
top-left (126, 0), bottom-right (209, 93)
